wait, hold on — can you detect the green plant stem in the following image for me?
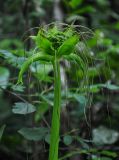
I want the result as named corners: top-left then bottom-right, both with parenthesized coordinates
top-left (49, 58), bottom-right (61, 160)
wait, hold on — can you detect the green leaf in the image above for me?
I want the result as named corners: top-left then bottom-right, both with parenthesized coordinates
top-left (0, 49), bottom-right (15, 59)
top-left (45, 134), bottom-right (51, 144)
top-left (63, 53), bottom-right (85, 72)
top-left (11, 84), bottom-right (25, 92)
top-left (35, 35), bottom-right (54, 55)
top-left (12, 102), bottom-right (36, 114)
top-left (76, 6), bottom-right (95, 14)
top-left (0, 50), bottom-right (26, 68)
top-left (66, 92), bottom-right (87, 106)
top-left (0, 125), bottom-right (6, 141)
top-left (30, 63), bottom-right (53, 82)
top-left (48, 26), bottom-right (59, 37)
top-left (35, 102), bottom-right (49, 122)
top-left (74, 94), bottom-right (87, 106)
top-left (18, 127), bottom-right (49, 141)
top-left (66, 15), bottom-right (84, 23)
top-left (101, 150), bottom-right (117, 158)
top-left (40, 94), bottom-right (53, 106)
top-left (69, 0), bottom-right (83, 8)
top-left (64, 27), bottom-right (75, 38)
top-left (58, 36), bottom-right (79, 56)
top-left (96, 0), bottom-right (110, 7)
top-left (99, 84), bottom-right (119, 90)
top-left (89, 85), bottom-right (100, 93)
top-left (17, 53), bottom-right (53, 84)
top-left (92, 126), bottom-right (119, 145)
top-left (87, 67), bottom-right (99, 77)
top-left (63, 135), bottom-right (73, 146)
top-left (0, 67), bottom-right (10, 89)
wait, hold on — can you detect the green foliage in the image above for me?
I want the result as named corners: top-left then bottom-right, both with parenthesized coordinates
top-left (101, 150), bottom-right (117, 158)
top-left (31, 63), bottom-right (53, 82)
top-left (0, 125), bottom-right (6, 141)
top-left (63, 135), bottom-right (73, 146)
top-left (11, 84), bottom-right (25, 92)
top-left (12, 102), bottom-right (36, 114)
top-left (63, 53), bottom-right (86, 72)
top-left (99, 84), bottom-right (119, 90)
top-left (0, 39), bottom-right (23, 50)
top-left (0, 49), bottom-right (26, 68)
top-left (45, 134), bottom-right (51, 144)
top-left (58, 35), bottom-right (78, 56)
top-left (16, 24), bottom-right (87, 160)
top-left (18, 127), bottom-right (49, 141)
top-left (92, 126), bottom-right (119, 145)
top-left (1, 0), bottom-right (119, 159)
top-left (69, 0), bottom-right (83, 8)
top-left (0, 67), bottom-right (10, 89)
top-left (17, 53), bottom-right (53, 84)
top-left (32, 35), bottom-right (54, 55)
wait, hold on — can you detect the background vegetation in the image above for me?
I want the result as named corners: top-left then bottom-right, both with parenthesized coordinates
top-left (0, 0), bottom-right (119, 160)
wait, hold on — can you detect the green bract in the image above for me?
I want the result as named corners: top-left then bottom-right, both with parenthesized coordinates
top-left (17, 23), bottom-right (87, 160)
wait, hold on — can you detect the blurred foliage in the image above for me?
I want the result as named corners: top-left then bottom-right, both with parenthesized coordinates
top-left (0, 0), bottom-right (119, 160)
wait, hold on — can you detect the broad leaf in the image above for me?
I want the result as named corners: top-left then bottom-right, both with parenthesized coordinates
top-left (45, 134), bottom-right (51, 144)
top-left (74, 94), bottom-right (87, 106)
top-left (11, 84), bottom-right (25, 92)
top-left (12, 102), bottom-right (36, 114)
top-left (0, 50), bottom-right (26, 68)
top-left (67, 92), bottom-right (87, 106)
top-left (99, 84), bottom-right (119, 90)
top-left (0, 50), bottom-right (14, 59)
top-left (63, 135), bottom-right (73, 146)
top-left (18, 127), bottom-right (49, 141)
top-left (93, 126), bottom-right (119, 145)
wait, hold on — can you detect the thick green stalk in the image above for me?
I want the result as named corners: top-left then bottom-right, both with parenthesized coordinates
top-left (49, 57), bottom-right (61, 160)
